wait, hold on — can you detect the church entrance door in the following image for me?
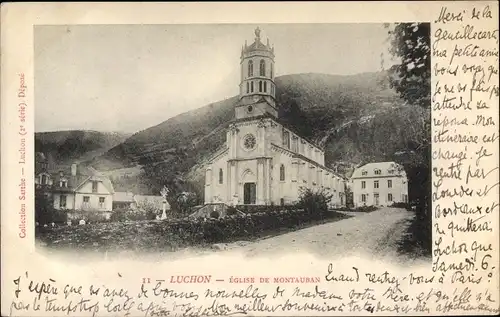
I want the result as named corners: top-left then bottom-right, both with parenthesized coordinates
top-left (243, 182), bottom-right (256, 204)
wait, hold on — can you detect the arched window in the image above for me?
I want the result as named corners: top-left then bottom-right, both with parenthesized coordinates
top-left (260, 59), bottom-right (266, 76)
top-left (219, 168), bottom-right (223, 184)
top-left (259, 81), bottom-right (262, 92)
top-left (270, 63), bottom-right (273, 78)
top-left (246, 82), bottom-right (249, 93)
top-left (248, 60), bottom-right (253, 77)
top-left (250, 81), bottom-right (254, 92)
top-left (280, 164), bottom-right (285, 181)
top-left (264, 81), bottom-right (267, 92)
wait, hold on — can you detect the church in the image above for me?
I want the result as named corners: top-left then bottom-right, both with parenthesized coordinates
top-left (204, 27), bottom-right (346, 207)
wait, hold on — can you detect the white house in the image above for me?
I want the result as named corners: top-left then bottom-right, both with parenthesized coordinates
top-left (204, 27), bottom-right (346, 207)
top-left (351, 161), bottom-right (408, 207)
top-left (36, 162), bottom-right (115, 212)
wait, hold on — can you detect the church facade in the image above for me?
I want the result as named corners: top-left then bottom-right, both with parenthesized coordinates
top-left (204, 28), bottom-right (346, 207)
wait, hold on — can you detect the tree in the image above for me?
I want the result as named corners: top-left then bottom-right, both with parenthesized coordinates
top-left (35, 189), bottom-right (67, 224)
top-left (386, 23), bottom-right (431, 108)
top-left (385, 23), bottom-right (431, 254)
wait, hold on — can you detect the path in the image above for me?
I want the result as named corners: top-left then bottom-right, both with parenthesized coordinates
top-left (220, 207), bottom-right (417, 263)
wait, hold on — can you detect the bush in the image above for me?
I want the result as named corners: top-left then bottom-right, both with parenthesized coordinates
top-left (110, 208), bottom-right (158, 222)
top-left (38, 206), bottom-right (349, 249)
top-left (354, 206), bottom-right (378, 213)
top-left (226, 206), bottom-right (238, 216)
top-left (235, 204), bottom-right (297, 214)
top-left (38, 208), bottom-right (68, 225)
top-left (390, 202), bottom-right (410, 210)
top-left (68, 210), bottom-right (111, 224)
top-left (296, 187), bottom-right (333, 219)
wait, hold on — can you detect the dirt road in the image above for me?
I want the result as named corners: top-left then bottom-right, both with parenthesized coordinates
top-left (221, 207), bottom-right (418, 262)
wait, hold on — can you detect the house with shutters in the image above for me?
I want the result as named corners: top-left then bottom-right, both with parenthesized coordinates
top-left (351, 161), bottom-right (408, 207)
top-left (35, 161), bottom-right (114, 211)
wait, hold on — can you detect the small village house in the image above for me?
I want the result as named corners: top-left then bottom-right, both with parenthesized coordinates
top-left (351, 161), bottom-right (408, 207)
top-left (113, 192), bottom-right (169, 211)
top-left (35, 161), bottom-right (114, 212)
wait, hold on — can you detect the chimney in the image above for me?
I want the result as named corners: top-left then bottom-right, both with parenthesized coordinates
top-left (71, 163), bottom-right (77, 176)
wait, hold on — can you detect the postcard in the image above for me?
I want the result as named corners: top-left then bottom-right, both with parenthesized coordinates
top-left (1, 1), bottom-right (499, 316)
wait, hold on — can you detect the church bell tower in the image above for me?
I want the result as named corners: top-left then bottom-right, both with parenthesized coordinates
top-left (236, 27), bottom-right (277, 120)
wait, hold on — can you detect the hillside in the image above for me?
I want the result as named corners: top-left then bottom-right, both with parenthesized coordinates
top-left (35, 130), bottom-right (131, 171)
top-left (90, 71), bottom-right (427, 195)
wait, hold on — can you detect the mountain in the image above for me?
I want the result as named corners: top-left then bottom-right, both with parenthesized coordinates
top-left (35, 130), bottom-right (131, 171)
top-left (90, 71), bottom-right (428, 195)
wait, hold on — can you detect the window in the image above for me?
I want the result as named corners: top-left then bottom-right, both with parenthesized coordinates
top-left (219, 169), bottom-right (223, 184)
top-left (388, 193), bottom-right (393, 202)
top-left (243, 134), bottom-right (256, 150)
top-left (246, 82), bottom-right (249, 93)
top-left (280, 198), bottom-right (285, 206)
top-left (259, 81), bottom-right (262, 92)
top-left (292, 137), bottom-right (298, 152)
top-left (264, 81), bottom-right (267, 92)
top-left (282, 130), bottom-right (290, 149)
top-left (248, 60), bottom-right (253, 77)
top-left (270, 63), bottom-right (273, 78)
top-left (60, 180), bottom-right (67, 187)
top-left (361, 170), bottom-right (367, 176)
top-left (260, 59), bottom-right (266, 76)
top-left (271, 84), bottom-right (274, 94)
top-left (60, 195), bottom-right (67, 208)
top-left (374, 169), bottom-right (381, 175)
top-left (361, 194), bottom-right (366, 202)
top-left (99, 197), bottom-right (105, 208)
top-left (83, 196), bottom-right (90, 203)
top-left (361, 181), bottom-right (366, 189)
top-left (250, 81), bottom-right (254, 92)
top-left (41, 175), bottom-right (47, 185)
top-left (388, 169), bottom-right (394, 174)
top-left (92, 181), bottom-right (98, 193)
top-left (280, 164), bottom-right (285, 181)
top-left (388, 180), bottom-right (392, 188)
top-left (374, 180), bottom-right (379, 189)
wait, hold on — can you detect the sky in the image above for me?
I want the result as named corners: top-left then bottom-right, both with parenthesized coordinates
top-left (34, 24), bottom-right (397, 133)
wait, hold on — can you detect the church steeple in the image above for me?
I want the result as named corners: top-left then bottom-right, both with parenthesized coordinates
top-left (236, 27), bottom-right (277, 120)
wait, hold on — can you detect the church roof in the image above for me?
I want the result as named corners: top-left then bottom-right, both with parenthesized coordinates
top-left (271, 143), bottom-right (343, 179)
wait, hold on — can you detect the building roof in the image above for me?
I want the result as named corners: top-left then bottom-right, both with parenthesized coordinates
top-left (113, 191), bottom-right (136, 203)
top-left (49, 164), bottom-right (115, 194)
top-left (270, 143), bottom-right (344, 179)
top-left (351, 161), bottom-right (406, 179)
